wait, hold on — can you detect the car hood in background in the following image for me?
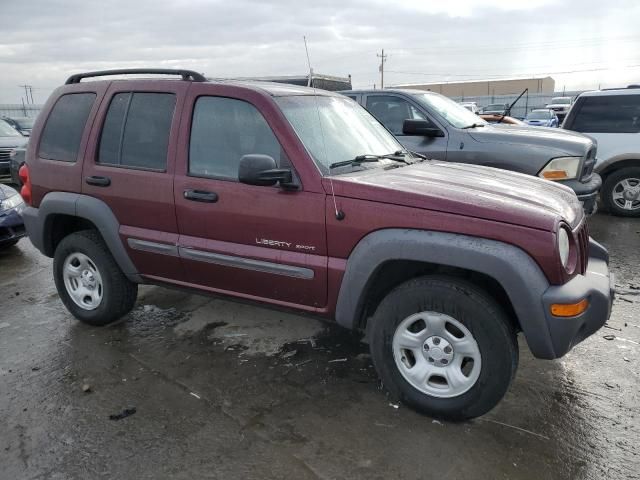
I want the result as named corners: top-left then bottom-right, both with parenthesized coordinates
top-left (0, 136), bottom-right (28, 149)
top-left (0, 183), bottom-right (19, 201)
top-left (328, 161), bottom-right (583, 231)
top-left (467, 124), bottom-right (592, 156)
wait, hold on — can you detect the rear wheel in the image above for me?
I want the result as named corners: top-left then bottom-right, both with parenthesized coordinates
top-left (602, 167), bottom-right (640, 217)
top-left (369, 275), bottom-right (518, 421)
top-left (53, 230), bottom-right (137, 326)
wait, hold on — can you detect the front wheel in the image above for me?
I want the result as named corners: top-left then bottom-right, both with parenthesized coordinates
top-left (602, 167), bottom-right (640, 217)
top-left (53, 230), bottom-right (138, 326)
top-left (369, 275), bottom-right (518, 421)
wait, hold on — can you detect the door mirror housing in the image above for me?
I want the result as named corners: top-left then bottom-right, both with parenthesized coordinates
top-left (238, 154), bottom-right (295, 188)
top-left (402, 119), bottom-right (444, 137)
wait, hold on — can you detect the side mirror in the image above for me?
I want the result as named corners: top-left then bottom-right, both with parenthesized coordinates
top-left (238, 154), bottom-right (294, 188)
top-left (402, 119), bottom-right (444, 137)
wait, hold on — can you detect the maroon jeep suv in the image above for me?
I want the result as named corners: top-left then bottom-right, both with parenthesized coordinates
top-left (20, 69), bottom-right (614, 420)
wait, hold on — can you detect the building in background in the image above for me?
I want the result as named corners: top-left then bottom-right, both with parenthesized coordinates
top-left (392, 76), bottom-right (555, 97)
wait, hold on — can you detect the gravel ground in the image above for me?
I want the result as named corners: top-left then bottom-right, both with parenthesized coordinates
top-left (0, 212), bottom-right (638, 479)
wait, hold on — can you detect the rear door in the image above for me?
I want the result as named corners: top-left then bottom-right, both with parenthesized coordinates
top-left (363, 93), bottom-right (449, 159)
top-left (82, 81), bottom-right (188, 281)
top-left (173, 88), bottom-right (327, 308)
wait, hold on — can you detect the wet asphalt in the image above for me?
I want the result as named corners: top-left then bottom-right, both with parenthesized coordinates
top-left (0, 212), bottom-right (639, 480)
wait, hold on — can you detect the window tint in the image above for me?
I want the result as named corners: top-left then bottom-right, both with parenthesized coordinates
top-left (571, 95), bottom-right (640, 133)
top-left (189, 97), bottom-right (283, 180)
top-left (98, 92), bottom-right (175, 170)
top-left (39, 93), bottom-right (96, 161)
top-left (365, 95), bottom-right (427, 135)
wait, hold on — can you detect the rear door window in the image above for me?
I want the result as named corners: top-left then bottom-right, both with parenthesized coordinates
top-left (39, 93), bottom-right (96, 162)
top-left (98, 92), bottom-right (176, 170)
top-left (570, 95), bottom-right (640, 133)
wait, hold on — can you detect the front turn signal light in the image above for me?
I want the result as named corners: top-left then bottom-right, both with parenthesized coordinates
top-left (550, 298), bottom-right (589, 317)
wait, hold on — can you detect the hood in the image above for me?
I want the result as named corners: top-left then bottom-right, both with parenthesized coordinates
top-left (0, 136), bottom-right (28, 149)
top-left (329, 161), bottom-right (583, 231)
top-left (0, 183), bottom-right (19, 201)
top-left (468, 124), bottom-right (592, 156)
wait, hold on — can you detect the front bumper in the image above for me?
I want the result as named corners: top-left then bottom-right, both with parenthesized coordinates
top-left (540, 239), bottom-right (614, 358)
top-left (559, 173), bottom-right (602, 216)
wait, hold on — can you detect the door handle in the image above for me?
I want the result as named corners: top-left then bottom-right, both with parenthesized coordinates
top-left (85, 175), bottom-right (111, 187)
top-left (184, 189), bottom-right (218, 203)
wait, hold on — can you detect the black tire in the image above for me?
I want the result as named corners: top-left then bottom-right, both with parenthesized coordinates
top-left (602, 167), bottom-right (640, 217)
top-left (53, 230), bottom-right (138, 326)
top-left (369, 275), bottom-right (518, 421)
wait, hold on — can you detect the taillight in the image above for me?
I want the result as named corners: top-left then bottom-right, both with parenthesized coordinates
top-left (19, 164), bottom-right (32, 206)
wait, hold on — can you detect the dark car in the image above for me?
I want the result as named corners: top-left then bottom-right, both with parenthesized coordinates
top-left (482, 103), bottom-right (510, 115)
top-left (0, 119), bottom-right (28, 182)
top-left (20, 68), bottom-right (613, 421)
top-left (0, 183), bottom-right (26, 249)
top-left (10, 147), bottom-right (26, 186)
top-left (2, 116), bottom-right (35, 136)
top-left (342, 89), bottom-right (601, 215)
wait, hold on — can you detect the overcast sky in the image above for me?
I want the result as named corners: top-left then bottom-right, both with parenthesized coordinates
top-left (1, 0), bottom-right (639, 103)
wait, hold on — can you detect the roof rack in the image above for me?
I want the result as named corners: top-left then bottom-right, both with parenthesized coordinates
top-left (65, 68), bottom-right (207, 84)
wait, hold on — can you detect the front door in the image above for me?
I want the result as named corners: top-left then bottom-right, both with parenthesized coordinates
top-left (363, 93), bottom-right (449, 159)
top-left (174, 92), bottom-right (327, 309)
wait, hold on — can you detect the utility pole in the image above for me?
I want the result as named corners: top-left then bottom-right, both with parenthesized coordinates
top-left (377, 49), bottom-right (387, 89)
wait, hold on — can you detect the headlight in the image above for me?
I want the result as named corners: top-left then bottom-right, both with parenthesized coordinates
top-left (558, 227), bottom-right (570, 269)
top-left (0, 193), bottom-right (24, 212)
top-left (539, 156), bottom-right (581, 181)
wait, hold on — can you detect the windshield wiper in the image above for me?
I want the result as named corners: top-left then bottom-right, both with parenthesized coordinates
top-left (461, 123), bottom-right (485, 129)
top-left (329, 155), bottom-right (382, 169)
top-left (329, 151), bottom-right (412, 169)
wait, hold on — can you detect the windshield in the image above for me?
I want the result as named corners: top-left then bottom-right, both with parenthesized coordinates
top-left (276, 95), bottom-right (404, 175)
top-left (412, 93), bottom-right (486, 128)
top-left (551, 97), bottom-right (571, 105)
top-left (528, 110), bottom-right (552, 119)
top-left (0, 120), bottom-right (20, 137)
top-left (14, 117), bottom-right (34, 129)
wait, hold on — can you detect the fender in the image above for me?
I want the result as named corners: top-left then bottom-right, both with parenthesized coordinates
top-left (21, 192), bottom-right (142, 283)
top-left (334, 229), bottom-right (556, 359)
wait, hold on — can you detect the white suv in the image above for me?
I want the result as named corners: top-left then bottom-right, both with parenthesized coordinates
top-left (563, 86), bottom-right (640, 217)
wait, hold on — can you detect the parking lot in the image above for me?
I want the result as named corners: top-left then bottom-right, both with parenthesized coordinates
top-left (0, 211), bottom-right (637, 479)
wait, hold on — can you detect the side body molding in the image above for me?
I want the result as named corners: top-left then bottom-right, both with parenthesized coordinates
top-left (22, 192), bottom-right (142, 283)
top-left (334, 229), bottom-right (556, 359)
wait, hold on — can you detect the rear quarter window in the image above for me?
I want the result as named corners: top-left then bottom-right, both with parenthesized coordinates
top-left (39, 93), bottom-right (96, 162)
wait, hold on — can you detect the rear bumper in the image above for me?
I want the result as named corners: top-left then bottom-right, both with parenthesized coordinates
top-left (559, 173), bottom-right (602, 216)
top-left (539, 239), bottom-right (614, 358)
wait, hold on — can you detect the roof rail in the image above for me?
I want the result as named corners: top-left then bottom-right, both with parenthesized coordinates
top-left (65, 68), bottom-right (207, 84)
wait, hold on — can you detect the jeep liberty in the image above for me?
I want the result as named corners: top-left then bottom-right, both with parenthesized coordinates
top-left (20, 69), bottom-right (614, 420)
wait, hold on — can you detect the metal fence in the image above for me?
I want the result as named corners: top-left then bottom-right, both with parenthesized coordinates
top-left (0, 104), bottom-right (43, 118)
top-left (451, 91), bottom-right (584, 119)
